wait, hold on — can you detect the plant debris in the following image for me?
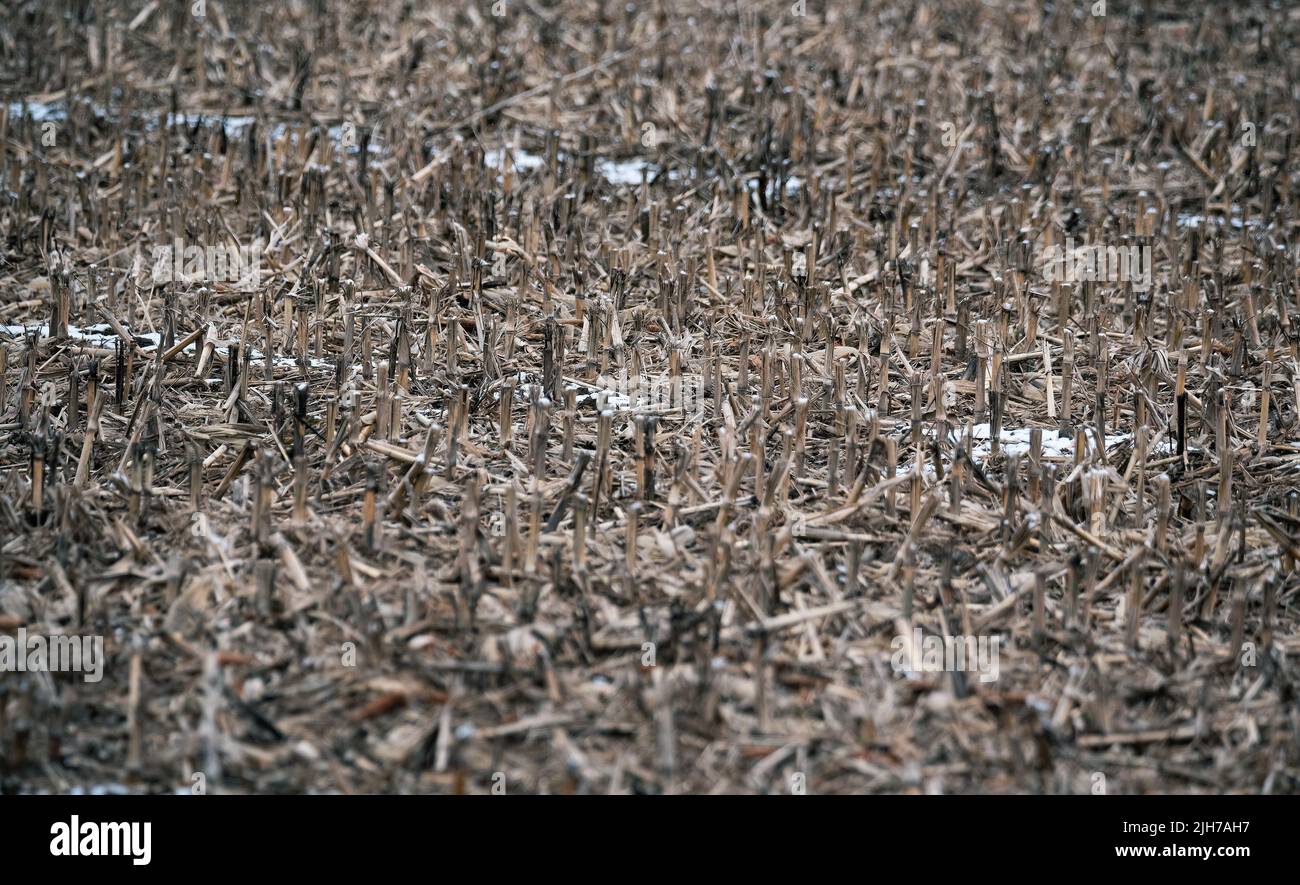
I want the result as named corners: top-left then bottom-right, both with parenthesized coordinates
top-left (1, 0), bottom-right (1299, 794)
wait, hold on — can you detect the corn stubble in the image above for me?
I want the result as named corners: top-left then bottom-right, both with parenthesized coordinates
top-left (1, 0), bottom-right (1298, 794)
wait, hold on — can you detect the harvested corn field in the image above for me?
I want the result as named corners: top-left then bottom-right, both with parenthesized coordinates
top-left (1, 0), bottom-right (1299, 796)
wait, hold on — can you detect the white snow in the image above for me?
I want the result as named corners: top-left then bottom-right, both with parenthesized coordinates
top-left (0, 322), bottom-right (329, 368)
top-left (484, 147), bottom-right (670, 187)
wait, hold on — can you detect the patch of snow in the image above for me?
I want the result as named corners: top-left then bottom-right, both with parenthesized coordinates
top-left (747, 174), bottom-right (803, 202)
top-left (484, 147), bottom-right (670, 187)
top-left (7, 100), bottom-right (66, 121)
top-left (596, 158), bottom-right (655, 186)
top-left (6, 101), bottom-right (378, 155)
top-left (484, 147), bottom-right (546, 174)
top-left (0, 322), bottom-right (328, 368)
top-left (898, 421), bottom-right (1177, 480)
top-left (964, 423), bottom-right (1128, 461)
